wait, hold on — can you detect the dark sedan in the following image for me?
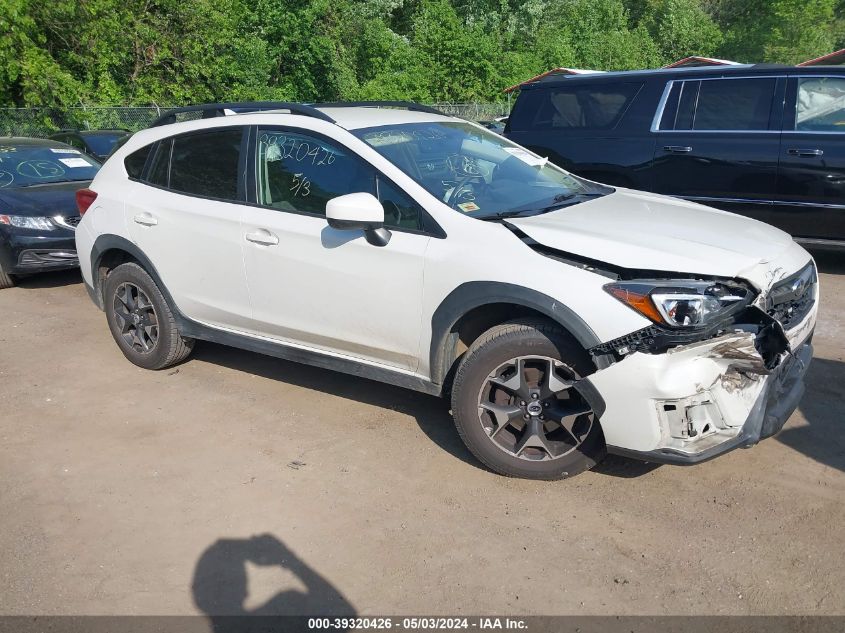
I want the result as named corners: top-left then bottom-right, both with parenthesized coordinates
top-left (0, 137), bottom-right (100, 288)
top-left (49, 129), bottom-right (131, 162)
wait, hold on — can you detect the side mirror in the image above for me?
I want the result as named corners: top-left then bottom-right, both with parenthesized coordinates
top-left (325, 192), bottom-right (391, 246)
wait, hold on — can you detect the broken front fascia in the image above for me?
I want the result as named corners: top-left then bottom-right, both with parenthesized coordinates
top-left (584, 281), bottom-right (817, 461)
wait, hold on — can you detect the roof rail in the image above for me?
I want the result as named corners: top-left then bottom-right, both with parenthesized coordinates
top-left (149, 102), bottom-right (336, 128)
top-left (314, 101), bottom-right (446, 116)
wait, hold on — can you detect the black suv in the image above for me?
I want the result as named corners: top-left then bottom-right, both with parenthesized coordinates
top-left (505, 65), bottom-right (845, 247)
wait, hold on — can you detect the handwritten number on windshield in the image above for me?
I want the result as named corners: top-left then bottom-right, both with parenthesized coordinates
top-left (290, 173), bottom-right (311, 197)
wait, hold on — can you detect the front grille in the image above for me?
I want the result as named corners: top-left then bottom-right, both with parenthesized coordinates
top-left (18, 249), bottom-right (78, 267)
top-left (766, 262), bottom-right (817, 330)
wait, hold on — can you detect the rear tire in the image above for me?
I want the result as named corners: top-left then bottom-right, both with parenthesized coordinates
top-left (451, 319), bottom-right (605, 480)
top-left (104, 262), bottom-right (194, 369)
top-left (0, 262), bottom-right (15, 289)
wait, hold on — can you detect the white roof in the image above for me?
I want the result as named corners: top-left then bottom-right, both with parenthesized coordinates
top-left (314, 106), bottom-right (457, 130)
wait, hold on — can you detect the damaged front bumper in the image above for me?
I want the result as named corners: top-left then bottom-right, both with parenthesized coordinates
top-left (585, 294), bottom-right (817, 465)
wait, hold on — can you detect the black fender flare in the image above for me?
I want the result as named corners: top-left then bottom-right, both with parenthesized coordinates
top-left (88, 235), bottom-right (186, 324)
top-left (428, 281), bottom-right (601, 387)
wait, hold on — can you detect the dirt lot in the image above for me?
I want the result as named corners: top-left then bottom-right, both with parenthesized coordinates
top-left (0, 252), bottom-right (843, 617)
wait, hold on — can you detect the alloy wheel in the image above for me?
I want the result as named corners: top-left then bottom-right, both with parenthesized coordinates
top-left (476, 355), bottom-right (595, 462)
top-left (112, 282), bottom-right (159, 354)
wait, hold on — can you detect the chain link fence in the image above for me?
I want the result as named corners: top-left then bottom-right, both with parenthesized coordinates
top-left (0, 103), bottom-right (507, 137)
top-left (431, 102), bottom-right (507, 120)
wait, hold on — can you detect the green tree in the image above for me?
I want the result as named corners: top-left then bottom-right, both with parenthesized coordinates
top-left (641, 0), bottom-right (723, 63)
top-left (714, 0), bottom-right (837, 63)
top-left (1, 0), bottom-right (842, 108)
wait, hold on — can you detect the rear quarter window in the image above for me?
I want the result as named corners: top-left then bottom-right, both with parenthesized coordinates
top-left (124, 144), bottom-right (153, 179)
top-left (509, 82), bottom-right (644, 132)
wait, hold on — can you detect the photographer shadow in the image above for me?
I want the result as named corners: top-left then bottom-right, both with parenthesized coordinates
top-left (193, 534), bottom-right (356, 631)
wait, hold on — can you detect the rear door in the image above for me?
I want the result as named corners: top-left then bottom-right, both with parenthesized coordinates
top-left (126, 126), bottom-right (253, 331)
top-left (775, 75), bottom-right (845, 241)
top-left (650, 76), bottom-right (785, 226)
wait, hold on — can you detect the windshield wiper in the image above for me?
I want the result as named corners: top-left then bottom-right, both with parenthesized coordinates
top-left (14, 179), bottom-right (87, 188)
top-left (479, 208), bottom-right (541, 221)
top-left (531, 192), bottom-right (606, 214)
top-left (479, 192), bottom-right (605, 221)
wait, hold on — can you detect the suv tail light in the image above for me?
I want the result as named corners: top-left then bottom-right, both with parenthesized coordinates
top-left (76, 188), bottom-right (98, 216)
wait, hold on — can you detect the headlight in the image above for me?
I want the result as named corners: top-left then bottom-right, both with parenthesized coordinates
top-left (0, 215), bottom-right (56, 231)
top-left (604, 280), bottom-right (752, 328)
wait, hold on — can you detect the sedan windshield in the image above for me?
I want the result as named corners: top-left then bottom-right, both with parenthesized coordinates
top-left (353, 121), bottom-right (609, 218)
top-left (0, 145), bottom-right (100, 188)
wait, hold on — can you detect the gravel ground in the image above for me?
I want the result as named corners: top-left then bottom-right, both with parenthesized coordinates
top-left (0, 251), bottom-right (843, 616)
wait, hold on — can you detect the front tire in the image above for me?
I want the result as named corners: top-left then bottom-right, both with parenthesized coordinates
top-left (104, 262), bottom-right (194, 369)
top-left (451, 319), bottom-right (605, 480)
top-left (0, 262), bottom-right (15, 289)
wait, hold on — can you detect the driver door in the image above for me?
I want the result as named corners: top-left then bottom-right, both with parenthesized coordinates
top-left (241, 127), bottom-right (431, 371)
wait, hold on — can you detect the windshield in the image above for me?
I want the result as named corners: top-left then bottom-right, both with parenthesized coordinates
top-left (0, 144), bottom-right (100, 188)
top-left (353, 121), bottom-right (609, 218)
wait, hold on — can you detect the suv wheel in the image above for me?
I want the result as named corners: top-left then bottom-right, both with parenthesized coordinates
top-left (451, 319), bottom-right (605, 480)
top-left (0, 263), bottom-right (15, 289)
top-left (104, 262), bottom-right (194, 370)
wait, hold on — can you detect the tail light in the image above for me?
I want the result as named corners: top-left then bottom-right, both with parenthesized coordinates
top-left (76, 188), bottom-right (98, 216)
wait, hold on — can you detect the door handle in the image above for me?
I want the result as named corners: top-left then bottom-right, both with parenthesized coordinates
top-left (245, 229), bottom-right (279, 246)
top-left (787, 148), bottom-right (824, 157)
top-left (133, 213), bottom-right (158, 226)
top-left (663, 145), bottom-right (693, 153)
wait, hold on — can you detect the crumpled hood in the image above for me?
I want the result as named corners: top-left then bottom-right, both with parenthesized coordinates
top-left (509, 188), bottom-right (812, 291)
top-left (0, 180), bottom-right (90, 218)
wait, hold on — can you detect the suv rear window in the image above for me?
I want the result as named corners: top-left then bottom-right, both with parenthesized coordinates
top-left (509, 82), bottom-right (643, 132)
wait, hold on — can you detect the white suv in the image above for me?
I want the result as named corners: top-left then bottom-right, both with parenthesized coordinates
top-left (75, 101), bottom-right (818, 480)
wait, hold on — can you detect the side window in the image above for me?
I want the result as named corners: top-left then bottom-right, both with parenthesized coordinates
top-left (795, 77), bottom-right (845, 131)
top-left (513, 82), bottom-right (643, 131)
top-left (675, 81), bottom-right (699, 130)
top-left (146, 140), bottom-right (171, 187)
top-left (377, 177), bottom-right (423, 231)
top-left (256, 129), bottom-right (423, 231)
top-left (168, 128), bottom-right (243, 200)
top-left (124, 144), bottom-right (153, 179)
top-left (674, 78), bottom-right (776, 131)
top-left (257, 130), bottom-right (374, 216)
